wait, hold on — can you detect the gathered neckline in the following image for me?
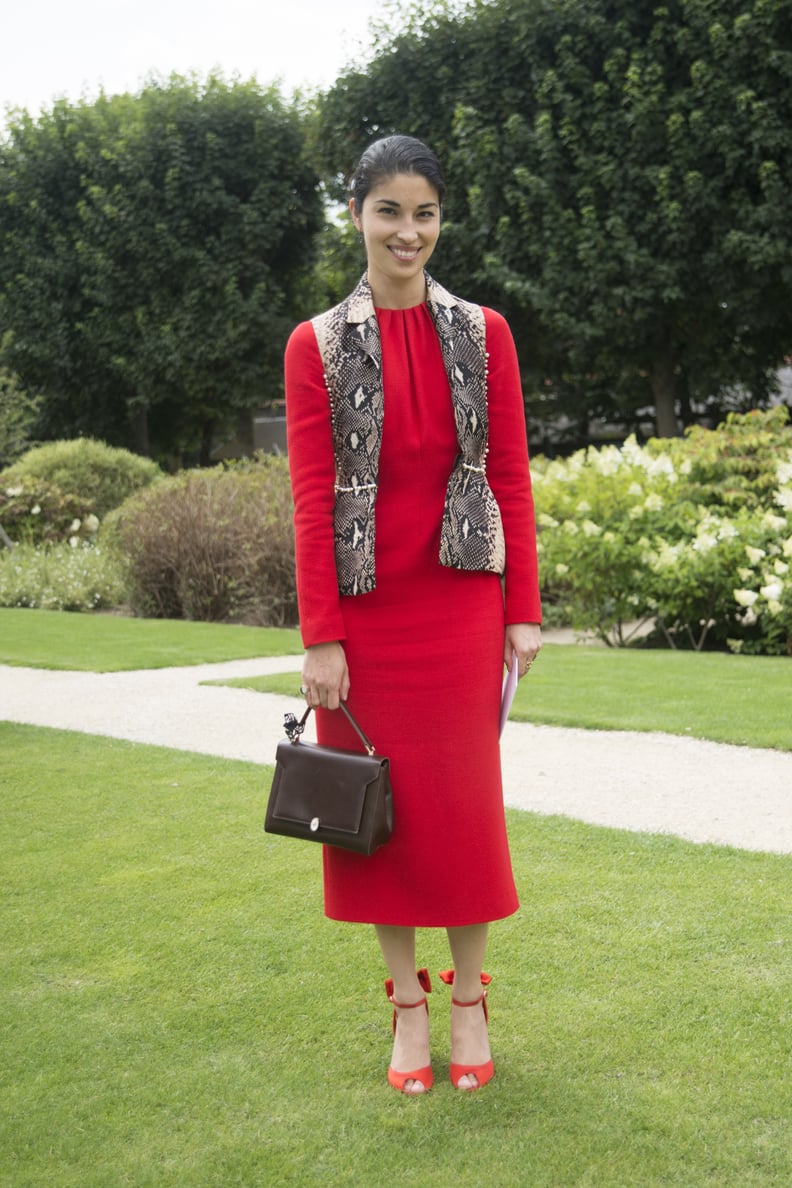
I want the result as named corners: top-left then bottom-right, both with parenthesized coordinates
top-left (375, 302), bottom-right (428, 314)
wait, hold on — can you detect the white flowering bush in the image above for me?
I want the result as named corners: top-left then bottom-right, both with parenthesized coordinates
top-left (0, 541), bottom-right (126, 611)
top-left (533, 408), bottom-right (792, 655)
top-left (726, 517), bottom-right (792, 656)
top-left (0, 476), bottom-right (96, 546)
top-left (643, 508), bottom-right (767, 651)
top-left (533, 436), bottom-right (685, 644)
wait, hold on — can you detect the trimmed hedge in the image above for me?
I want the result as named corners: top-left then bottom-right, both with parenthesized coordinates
top-left (1, 438), bottom-right (162, 520)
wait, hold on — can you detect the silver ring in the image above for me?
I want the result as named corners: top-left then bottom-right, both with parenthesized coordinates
top-left (300, 685), bottom-right (308, 695)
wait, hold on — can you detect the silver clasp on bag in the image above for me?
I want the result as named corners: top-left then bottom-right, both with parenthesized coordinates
top-left (310, 817), bottom-right (320, 832)
top-left (284, 712), bottom-right (307, 743)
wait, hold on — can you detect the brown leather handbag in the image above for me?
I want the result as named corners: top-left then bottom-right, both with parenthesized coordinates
top-left (265, 702), bottom-right (393, 855)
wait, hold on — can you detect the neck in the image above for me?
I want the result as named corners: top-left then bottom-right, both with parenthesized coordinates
top-left (366, 269), bottom-right (427, 310)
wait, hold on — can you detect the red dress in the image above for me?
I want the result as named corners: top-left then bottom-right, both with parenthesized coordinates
top-left (284, 302), bottom-right (541, 927)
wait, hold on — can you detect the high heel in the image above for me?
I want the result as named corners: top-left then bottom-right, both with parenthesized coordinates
top-left (438, 969), bottom-right (494, 1091)
top-left (385, 967), bottom-right (433, 1094)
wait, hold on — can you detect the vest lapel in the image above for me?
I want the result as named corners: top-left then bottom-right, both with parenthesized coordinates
top-left (425, 276), bottom-right (488, 469)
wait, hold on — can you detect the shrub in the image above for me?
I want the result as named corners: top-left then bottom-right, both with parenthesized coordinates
top-left (651, 406), bottom-right (792, 512)
top-left (112, 457), bottom-right (296, 626)
top-left (0, 475), bottom-right (96, 546)
top-left (725, 510), bottom-right (792, 657)
top-left (533, 408), bottom-right (792, 655)
top-left (533, 437), bottom-right (682, 645)
top-left (0, 541), bottom-right (126, 611)
top-left (643, 508), bottom-right (762, 651)
top-left (1, 438), bottom-right (162, 519)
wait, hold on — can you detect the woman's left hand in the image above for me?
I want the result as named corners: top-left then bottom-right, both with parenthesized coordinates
top-left (504, 622), bottom-right (542, 681)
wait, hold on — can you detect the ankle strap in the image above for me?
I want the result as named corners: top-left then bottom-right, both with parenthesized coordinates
top-left (450, 990), bottom-right (487, 1008)
top-left (385, 967), bottom-right (432, 1005)
top-left (389, 993), bottom-right (428, 1010)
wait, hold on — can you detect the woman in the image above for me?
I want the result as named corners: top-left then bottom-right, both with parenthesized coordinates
top-left (284, 135), bottom-right (541, 1094)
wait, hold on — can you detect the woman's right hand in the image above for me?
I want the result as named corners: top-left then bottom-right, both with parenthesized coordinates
top-left (301, 641), bottom-right (350, 710)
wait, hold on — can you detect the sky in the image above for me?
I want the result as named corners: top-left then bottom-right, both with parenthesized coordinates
top-left (1, 0), bottom-right (386, 125)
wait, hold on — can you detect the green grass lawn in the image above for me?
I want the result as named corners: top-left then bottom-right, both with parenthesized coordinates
top-left (0, 607), bottom-right (302, 671)
top-left (1, 721), bottom-right (791, 1187)
top-left (206, 644), bottom-right (792, 752)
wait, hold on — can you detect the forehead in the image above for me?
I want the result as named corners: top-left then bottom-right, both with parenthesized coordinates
top-left (365, 172), bottom-right (440, 206)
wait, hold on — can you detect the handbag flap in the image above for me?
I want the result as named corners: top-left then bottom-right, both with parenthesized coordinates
top-left (271, 741), bottom-right (384, 835)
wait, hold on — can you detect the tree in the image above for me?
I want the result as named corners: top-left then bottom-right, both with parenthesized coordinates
top-left (316, 0), bottom-right (792, 439)
top-left (0, 361), bottom-right (39, 468)
top-left (0, 76), bottom-right (324, 461)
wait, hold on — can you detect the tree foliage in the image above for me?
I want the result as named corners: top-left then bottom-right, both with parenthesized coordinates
top-left (0, 362), bottom-right (39, 468)
top-left (0, 76), bottom-right (324, 461)
top-left (316, 0), bottom-right (792, 440)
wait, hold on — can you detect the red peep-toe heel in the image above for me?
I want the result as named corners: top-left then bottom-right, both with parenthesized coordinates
top-left (438, 969), bottom-right (494, 1091)
top-left (385, 967), bottom-right (433, 1094)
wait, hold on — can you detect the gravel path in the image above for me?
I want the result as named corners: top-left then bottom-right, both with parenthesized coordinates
top-left (1, 657), bottom-right (790, 854)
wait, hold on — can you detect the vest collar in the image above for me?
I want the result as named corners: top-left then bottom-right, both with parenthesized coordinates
top-left (345, 271), bottom-right (458, 325)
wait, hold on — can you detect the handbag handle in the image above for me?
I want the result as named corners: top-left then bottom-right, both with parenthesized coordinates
top-left (283, 701), bottom-right (376, 756)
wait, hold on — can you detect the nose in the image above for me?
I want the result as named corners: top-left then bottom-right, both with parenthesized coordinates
top-left (395, 217), bottom-right (420, 241)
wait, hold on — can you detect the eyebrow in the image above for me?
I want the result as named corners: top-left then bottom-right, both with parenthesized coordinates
top-left (374, 198), bottom-right (439, 209)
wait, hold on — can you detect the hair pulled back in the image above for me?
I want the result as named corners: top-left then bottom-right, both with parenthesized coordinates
top-left (349, 135), bottom-right (446, 214)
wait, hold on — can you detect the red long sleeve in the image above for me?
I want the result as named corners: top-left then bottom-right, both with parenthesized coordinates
top-left (284, 321), bottom-right (347, 647)
top-left (483, 308), bottom-right (542, 624)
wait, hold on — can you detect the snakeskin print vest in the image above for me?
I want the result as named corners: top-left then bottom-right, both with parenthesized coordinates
top-left (312, 272), bottom-right (506, 597)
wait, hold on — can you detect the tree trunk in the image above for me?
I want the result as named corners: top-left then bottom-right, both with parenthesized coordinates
top-left (677, 367), bottom-right (693, 429)
top-left (199, 419), bottom-right (215, 467)
top-left (129, 405), bottom-right (150, 455)
top-left (651, 329), bottom-right (680, 437)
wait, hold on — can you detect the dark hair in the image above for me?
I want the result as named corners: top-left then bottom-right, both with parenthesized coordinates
top-left (349, 135), bottom-right (446, 214)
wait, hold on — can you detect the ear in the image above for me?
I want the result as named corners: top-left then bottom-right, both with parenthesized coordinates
top-left (348, 197), bottom-right (361, 232)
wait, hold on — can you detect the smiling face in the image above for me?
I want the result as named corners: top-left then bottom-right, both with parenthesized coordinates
top-left (349, 171), bottom-right (441, 308)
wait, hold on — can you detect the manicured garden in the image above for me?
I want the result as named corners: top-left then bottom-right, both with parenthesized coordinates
top-left (2, 607), bottom-right (790, 750)
top-left (2, 614), bottom-right (792, 1185)
top-left (2, 720), bottom-right (791, 1187)
top-left (1, 420), bottom-right (791, 1184)
top-left (2, 409), bottom-right (792, 655)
